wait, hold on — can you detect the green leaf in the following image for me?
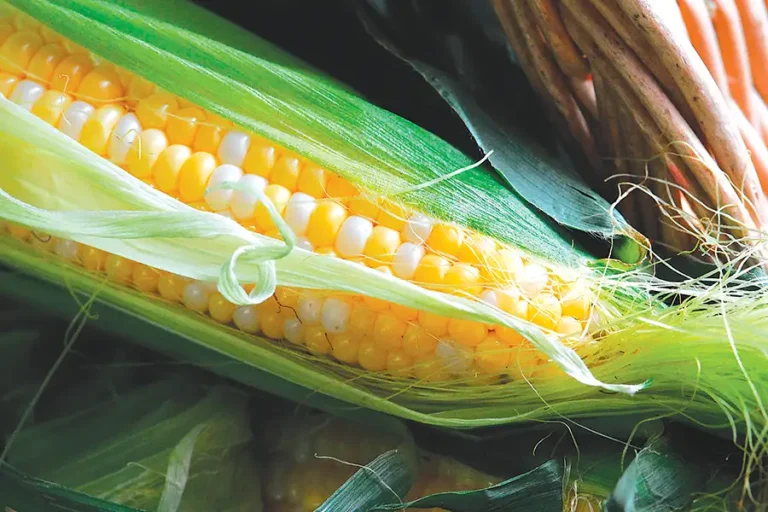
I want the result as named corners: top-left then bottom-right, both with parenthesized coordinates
top-left (6, 380), bottom-right (263, 511)
top-left (317, 449), bottom-right (420, 512)
top-left (371, 459), bottom-right (563, 512)
top-left (605, 438), bottom-right (703, 512)
top-left (0, 464), bottom-right (141, 512)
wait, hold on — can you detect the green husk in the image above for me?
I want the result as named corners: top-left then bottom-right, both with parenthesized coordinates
top-left (5, 377), bottom-right (263, 511)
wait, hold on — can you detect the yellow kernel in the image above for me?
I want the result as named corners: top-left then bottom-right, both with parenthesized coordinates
top-left (193, 113), bottom-right (226, 154)
top-left (271, 154), bottom-right (302, 192)
top-left (126, 74), bottom-right (155, 107)
top-left (39, 25), bottom-right (61, 45)
top-left (412, 254), bottom-right (450, 287)
top-left (30, 89), bottom-right (71, 125)
top-left (77, 64), bottom-right (124, 103)
top-left (153, 144), bottom-right (192, 194)
top-left (0, 30), bottom-right (43, 74)
top-left (50, 53), bottom-right (93, 93)
top-left (373, 313), bottom-right (407, 350)
top-left (497, 326), bottom-right (525, 345)
top-left (0, 20), bottom-right (14, 47)
top-left (167, 107), bottom-right (204, 146)
top-left (104, 254), bottom-right (134, 283)
top-left (0, 71), bottom-right (18, 96)
top-left (126, 128), bottom-right (168, 179)
top-left (506, 344), bottom-right (540, 381)
top-left (413, 357), bottom-right (450, 382)
top-left (363, 226), bottom-right (401, 265)
top-left (306, 201), bottom-right (347, 248)
top-left (136, 92), bottom-right (178, 130)
top-left (376, 201), bottom-right (408, 231)
top-left (418, 311), bottom-right (449, 338)
top-left (403, 325), bottom-right (437, 357)
top-left (348, 195), bottom-right (379, 220)
top-left (157, 273), bottom-right (187, 302)
top-left (458, 233), bottom-right (496, 266)
top-left (132, 264), bottom-right (160, 293)
top-left (209, 292), bottom-right (236, 324)
top-left (426, 224), bottom-right (464, 257)
top-left (556, 316), bottom-right (582, 336)
top-left (326, 176), bottom-right (357, 202)
top-left (305, 325), bottom-right (331, 355)
top-left (475, 337), bottom-right (511, 373)
top-left (242, 138), bottom-right (277, 177)
top-left (178, 151), bottom-right (217, 203)
top-left (349, 303), bottom-right (376, 337)
top-left (253, 184), bottom-right (291, 231)
top-left (329, 333), bottom-right (359, 364)
top-left (297, 164), bottom-right (327, 198)
top-left (261, 310), bottom-right (284, 339)
top-left (275, 287), bottom-right (299, 308)
top-left (528, 293), bottom-right (562, 331)
top-left (358, 342), bottom-right (388, 371)
top-left (443, 263), bottom-right (482, 296)
top-left (7, 224), bottom-right (31, 241)
top-left (561, 282), bottom-right (591, 321)
top-left (447, 318), bottom-right (487, 347)
top-left (80, 104), bottom-right (125, 155)
top-left (27, 43), bottom-right (66, 83)
top-left (389, 303), bottom-right (418, 321)
top-left (387, 352), bottom-right (413, 374)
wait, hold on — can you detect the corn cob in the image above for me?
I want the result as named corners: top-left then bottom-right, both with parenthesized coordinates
top-left (260, 414), bottom-right (499, 512)
top-left (0, 6), bottom-right (604, 383)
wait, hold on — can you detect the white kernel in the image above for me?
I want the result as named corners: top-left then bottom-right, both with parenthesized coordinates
top-left (392, 242), bottom-right (424, 280)
top-left (217, 131), bottom-right (250, 167)
top-left (321, 298), bottom-right (350, 334)
top-left (479, 290), bottom-right (498, 308)
top-left (334, 216), bottom-right (373, 258)
top-left (182, 281), bottom-right (212, 312)
top-left (231, 174), bottom-right (267, 220)
top-left (233, 306), bottom-right (260, 333)
top-left (402, 213), bottom-right (433, 244)
top-left (516, 263), bottom-right (549, 298)
top-left (10, 80), bottom-right (45, 111)
top-left (58, 101), bottom-right (95, 140)
top-left (295, 236), bottom-right (314, 252)
top-left (206, 164), bottom-right (243, 212)
top-left (284, 192), bottom-right (316, 236)
top-left (297, 294), bottom-right (323, 325)
top-left (284, 318), bottom-right (305, 345)
top-left (108, 113), bottom-right (142, 165)
top-left (54, 239), bottom-right (79, 260)
top-left (435, 340), bottom-right (471, 374)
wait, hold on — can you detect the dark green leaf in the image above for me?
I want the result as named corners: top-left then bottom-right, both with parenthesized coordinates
top-left (373, 459), bottom-right (563, 512)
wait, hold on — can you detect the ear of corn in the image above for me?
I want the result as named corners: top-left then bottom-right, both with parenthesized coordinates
top-left (0, 0), bottom-right (654, 396)
top-left (1, 0), bottom-right (767, 451)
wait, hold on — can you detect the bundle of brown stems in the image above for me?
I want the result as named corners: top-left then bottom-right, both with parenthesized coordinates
top-left (492, 0), bottom-right (768, 266)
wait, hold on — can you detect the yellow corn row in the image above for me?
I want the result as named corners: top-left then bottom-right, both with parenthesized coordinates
top-left (0, 8), bottom-right (601, 382)
top-left (260, 414), bottom-right (499, 512)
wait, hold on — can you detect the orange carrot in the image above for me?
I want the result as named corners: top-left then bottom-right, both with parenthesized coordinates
top-left (678, 0), bottom-right (731, 96)
top-left (734, 0), bottom-right (768, 105)
top-left (731, 98), bottom-right (768, 195)
top-left (711, 0), bottom-right (759, 127)
top-left (751, 88), bottom-right (768, 147)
